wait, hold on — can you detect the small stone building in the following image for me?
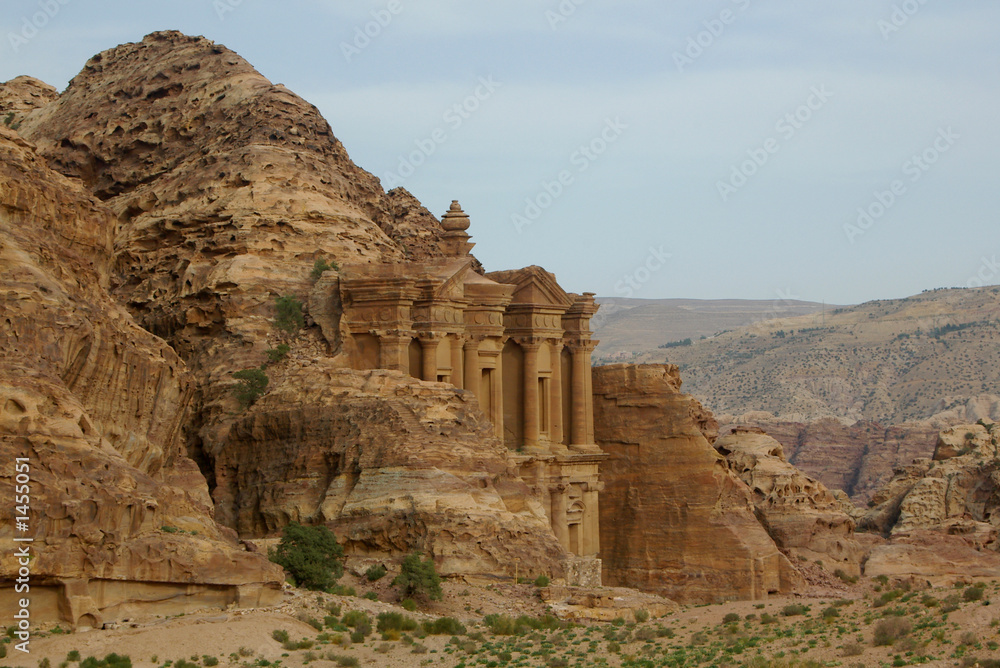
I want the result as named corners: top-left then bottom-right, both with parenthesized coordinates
top-left (335, 201), bottom-right (606, 562)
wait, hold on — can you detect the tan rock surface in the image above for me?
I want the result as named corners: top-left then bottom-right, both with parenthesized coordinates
top-left (0, 75), bottom-right (57, 129)
top-left (593, 364), bottom-right (799, 603)
top-left (213, 366), bottom-right (568, 578)
top-left (715, 428), bottom-right (864, 575)
top-left (0, 127), bottom-right (282, 627)
top-left (12, 32), bottom-right (552, 576)
top-left (859, 422), bottom-right (1000, 584)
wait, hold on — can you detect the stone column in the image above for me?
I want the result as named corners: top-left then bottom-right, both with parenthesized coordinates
top-left (583, 485), bottom-right (601, 557)
top-left (419, 336), bottom-right (439, 382)
top-left (463, 338), bottom-right (480, 397)
top-left (569, 344), bottom-right (588, 446)
top-left (492, 350), bottom-right (504, 440)
top-left (549, 341), bottom-right (564, 449)
top-left (378, 333), bottom-right (411, 375)
top-left (450, 335), bottom-right (463, 389)
top-left (521, 340), bottom-right (541, 451)
top-left (549, 483), bottom-right (570, 551)
top-left (584, 343), bottom-right (596, 443)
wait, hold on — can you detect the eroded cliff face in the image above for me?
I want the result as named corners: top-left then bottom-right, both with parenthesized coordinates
top-left (0, 127), bottom-right (282, 627)
top-left (715, 429), bottom-right (864, 576)
top-left (7, 31), bottom-right (568, 584)
top-left (860, 423), bottom-right (1000, 585)
top-left (214, 367), bottom-right (567, 578)
top-left (16, 31), bottom-right (458, 453)
top-left (721, 398), bottom-right (998, 504)
top-left (593, 364), bottom-right (799, 603)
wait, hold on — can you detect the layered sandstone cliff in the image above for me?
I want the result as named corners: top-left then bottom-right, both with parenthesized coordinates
top-left (593, 364), bottom-right (799, 603)
top-left (8, 31), bottom-right (571, 584)
top-left (715, 429), bottom-right (864, 575)
top-left (214, 366), bottom-right (567, 578)
top-left (860, 422), bottom-right (1000, 584)
top-left (0, 127), bottom-right (282, 627)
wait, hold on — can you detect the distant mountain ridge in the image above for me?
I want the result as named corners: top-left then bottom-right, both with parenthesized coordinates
top-left (594, 287), bottom-right (1000, 425)
top-left (593, 297), bottom-right (837, 363)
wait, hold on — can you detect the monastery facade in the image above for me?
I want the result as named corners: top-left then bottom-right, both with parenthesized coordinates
top-left (336, 201), bottom-right (606, 565)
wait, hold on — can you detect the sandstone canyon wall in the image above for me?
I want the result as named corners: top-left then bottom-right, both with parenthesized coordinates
top-left (0, 126), bottom-right (282, 628)
top-left (4, 30), bottom-right (573, 595)
top-left (592, 364), bottom-right (799, 603)
top-left (714, 429), bottom-right (864, 576)
top-left (859, 422), bottom-right (1000, 585)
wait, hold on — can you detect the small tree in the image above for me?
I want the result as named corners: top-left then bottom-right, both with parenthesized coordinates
top-left (393, 552), bottom-right (442, 601)
top-left (232, 367), bottom-right (268, 408)
top-left (274, 295), bottom-right (305, 333)
top-left (265, 343), bottom-right (291, 364)
top-left (268, 522), bottom-right (344, 591)
top-left (310, 257), bottom-right (339, 282)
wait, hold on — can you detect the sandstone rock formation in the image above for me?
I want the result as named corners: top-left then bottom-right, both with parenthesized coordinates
top-left (0, 76), bottom-right (57, 129)
top-left (714, 428), bottom-right (864, 575)
top-left (719, 416), bottom-right (945, 504)
top-left (213, 366), bottom-right (568, 578)
top-left (9, 31), bottom-right (574, 587)
top-left (0, 127), bottom-right (282, 627)
top-left (860, 422), bottom-right (1000, 584)
top-left (593, 364), bottom-right (799, 603)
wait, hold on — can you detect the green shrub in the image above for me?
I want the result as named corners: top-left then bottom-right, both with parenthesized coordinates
top-left (759, 613), bottom-right (778, 624)
top-left (310, 258), bottom-right (338, 282)
top-left (423, 617), bottom-right (465, 635)
top-left (265, 344), bottom-right (291, 364)
top-left (327, 656), bottom-right (357, 668)
top-left (533, 574), bottom-right (550, 587)
top-left (821, 606), bottom-right (840, 620)
top-left (400, 598), bottom-right (417, 611)
top-left (342, 611), bottom-right (369, 628)
top-left (274, 295), bottom-right (305, 333)
top-left (232, 367), bottom-right (268, 408)
top-left (782, 604), bottom-right (808, 616)
top-left (633, 608), bottom-right (649, 623)
top-left (722, 612), bottom-right (740, 624)
top-left (873, 617), bottom-right (911, 646)
top-left (377, 612), bottom-right (418, 633)
top-left (964, 584), bottom-right (986, 601)
top-left (202, 658), bottom-right (218, 667)
top-left (329, 584), bottom-right (355, 597)
top-left (67, 652), bottom-right (81, 662)
top-left (271, 629), bottom-right (290, 643)
top-left (393, 552), bottom-right (442, 601)
top-left (362, 591), bottom-right (378, 601)
top-left (365, 564), bottom-right (387, 582)
top-left (267, 522), bottom-right (344, 591)
top-left (79, 656), bottom-right (132, 668)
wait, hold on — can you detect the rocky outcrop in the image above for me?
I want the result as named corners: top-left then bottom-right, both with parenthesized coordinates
top-left (213, 367), bottom-right (568, 578)
top-left (720, 416), bottom-right (946, 503)
top-left (0, 76), bottom-right (57, 129)
top-left (0, 127), bottom-right (282, 627)
top-left (860, 422), bottom-right (1000, 584)
top-left (593, 364), bottom-right (799, 604)
top-left (715, 428), bottom-right (864, 575)
top-left (16, 31), bottom-right (461, 460)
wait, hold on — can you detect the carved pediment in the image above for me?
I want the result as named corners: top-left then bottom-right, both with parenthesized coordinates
top-left (486, 266), bottom-right (573, 310)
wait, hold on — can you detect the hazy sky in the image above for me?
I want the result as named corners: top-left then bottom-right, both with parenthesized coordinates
top-left (3, 1), bottom-right (999, 304)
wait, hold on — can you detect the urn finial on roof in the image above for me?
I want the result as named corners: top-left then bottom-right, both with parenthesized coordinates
top-left (441, 199), bottom-right (471, 232)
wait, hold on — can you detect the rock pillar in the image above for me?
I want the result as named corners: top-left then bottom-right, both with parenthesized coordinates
top-left (463, 338), bottom-right (480, 397)
top-left (522, 340), bottom-right (541, 451)
top-left (378, 333), bottom-right (411, 374)
top-left (450, 336), bottom-right (463, 388)
top-left (550, 484), bottom-right (570, 550)
top-left (569, 344), bottom-right (589, 446)
top-left (420, 336), bottom-right (439, 382)
top-left (550, 341), bottom-right (565, 448)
